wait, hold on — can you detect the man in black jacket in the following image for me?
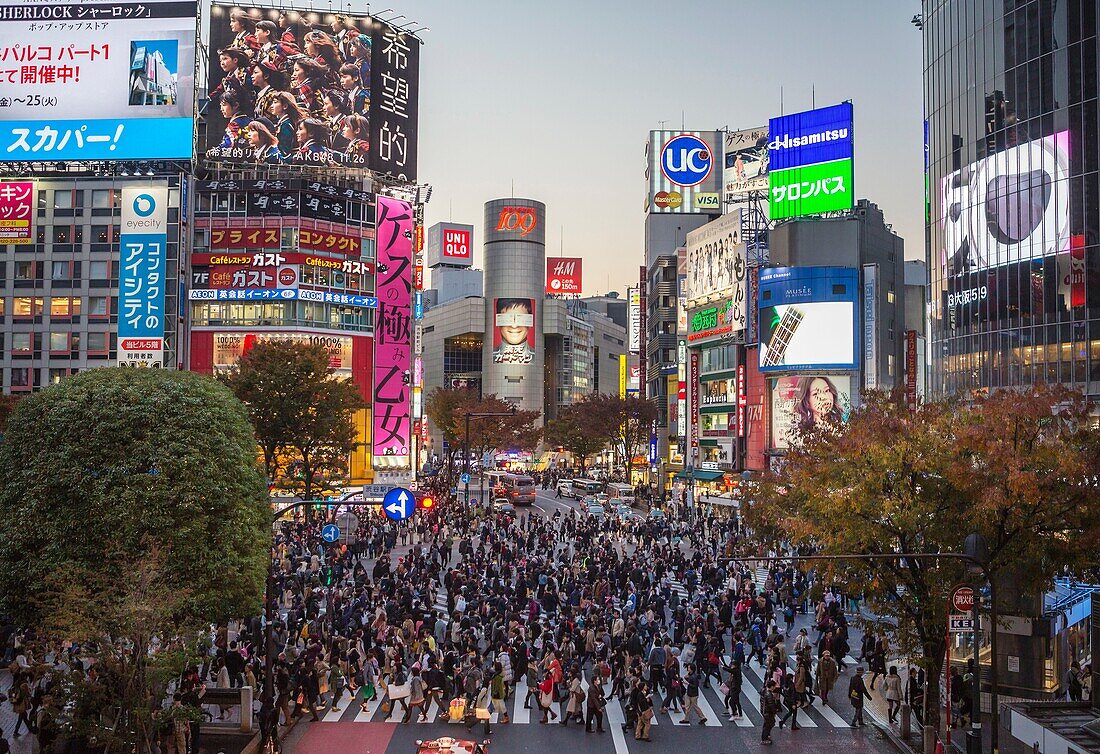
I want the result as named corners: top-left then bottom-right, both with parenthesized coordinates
top-left (761, 680), bottom-right (780, 744)
top-left (848, 667), bottom-right (873, 727)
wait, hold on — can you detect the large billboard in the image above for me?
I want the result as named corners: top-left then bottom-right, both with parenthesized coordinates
top-left (0, 0), bottom-right (196, 161)
top-left (118, 187), bottom-right (168, 367)
top-left (204, 5), bottom-right (420, 177)
top-left (646, 130), bottom-right (723, 213)
top-left (546, 257), bottom-right (582, 294)
top-left (372, 196), bottom-right (414, 467)
top-left (724, 127), bottom-right (769, 200)
top-left (212, 331), bottom-right (353, 375)
top-left (758, 266), bottom-right (858, 372)
top-left (770, 375), bottom-right (852, 449)
top-left (685, 210), bottom-right (747, 337)
top-left (768, 102), bottom-right (854, 220)
top-left (491, 298), bottom-right (536, 365)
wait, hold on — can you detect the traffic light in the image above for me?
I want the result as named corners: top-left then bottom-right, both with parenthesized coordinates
top-left (320, 566), bottom-right (335, 586)
top-left (419, 495), bottom-right (435, 510)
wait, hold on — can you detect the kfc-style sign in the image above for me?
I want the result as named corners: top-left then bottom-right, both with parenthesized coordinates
top-left (497, 206), bottom-right (537, 236)
top-left (209, 227), bottom-right (281, 250)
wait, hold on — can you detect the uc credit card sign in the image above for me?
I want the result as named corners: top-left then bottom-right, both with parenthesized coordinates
top-left (0, 0), bottom-right (197, 161)
top-left (118, 187), bottom-right (168, 367)
top-left (768, 102), bottom-right (854, 220)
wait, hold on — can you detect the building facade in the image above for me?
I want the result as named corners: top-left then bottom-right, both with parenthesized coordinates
top-left (924, 0), bottom-right (1099, 401)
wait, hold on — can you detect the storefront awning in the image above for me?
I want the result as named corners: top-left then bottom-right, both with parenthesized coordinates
top-left (672, 469), bottom-right (725, 481)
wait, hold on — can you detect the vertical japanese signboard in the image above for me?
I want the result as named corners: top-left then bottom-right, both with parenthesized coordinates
top-left (689, 350), bottom-right (700, 456)
top-left (863, 264), bottom-right (878, 389)
top-left (118, 186), bottom-right (168, 367)
top-left (371, 19), bottom-right (421, 181)
top-left (372, 196), bottom-right (413, 467)
top-left (0, 181), bottom-right (34, 244)
top-left (0, 0), bottom-right (197, 161)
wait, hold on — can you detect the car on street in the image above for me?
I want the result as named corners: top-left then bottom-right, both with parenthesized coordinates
top-left (492, 499), bottom-right (515, 515)
top-left (648, 508), bottom-right (666, 520)
top-left (585, 503), bottom-right (606, 519)
top-left (614, 504), bottom-right (632, 519)
top-left (555, 479), bottom-right (574, 496)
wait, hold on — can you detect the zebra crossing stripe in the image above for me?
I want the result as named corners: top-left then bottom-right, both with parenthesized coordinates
top-left (512, 679), bottom-right (531, 724)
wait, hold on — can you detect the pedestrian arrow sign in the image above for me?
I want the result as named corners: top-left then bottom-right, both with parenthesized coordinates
top-left (460, 472), bottom-right (471, 485)
top-left (321, 523), bottom-right (340, 543)
top-left (382, 486), bottom-right (415, 521)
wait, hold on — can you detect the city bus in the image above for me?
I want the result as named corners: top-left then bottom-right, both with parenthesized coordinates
top-left (570, 478), bottom-right (603, 499)
top-left (487, 471), bottom-right (537, 506)
top-left (606, 482), bottom-right (636, 507)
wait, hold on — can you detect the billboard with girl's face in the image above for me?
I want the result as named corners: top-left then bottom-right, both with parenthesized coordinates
top-left (492, 298), bottom-right (536, 365)
top-left (770, 374), bottom-right (851, 449)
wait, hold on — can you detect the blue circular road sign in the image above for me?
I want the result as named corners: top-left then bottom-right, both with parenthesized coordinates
top-left (382, 486), bottom-right (415, 521)
top-left (321, 523), bottom-right (340, 543)
top-left (460, 472), bottom-right (471, 485)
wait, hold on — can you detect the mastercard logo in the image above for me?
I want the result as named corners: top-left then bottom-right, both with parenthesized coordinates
top-left (654, 191), bottom-right (683, 209)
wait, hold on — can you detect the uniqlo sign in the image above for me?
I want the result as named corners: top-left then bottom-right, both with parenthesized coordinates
top-left (443, 228), bottom-right (471, 260)
top-left (546, 257), bottom-right (582, 294)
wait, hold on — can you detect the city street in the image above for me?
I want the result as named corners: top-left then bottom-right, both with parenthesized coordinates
top-left (281, 485), bottom-right (904, 754)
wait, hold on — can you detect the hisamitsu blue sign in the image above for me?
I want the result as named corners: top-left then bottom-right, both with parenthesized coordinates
top-left (768, 102), bottom-right (853, 171)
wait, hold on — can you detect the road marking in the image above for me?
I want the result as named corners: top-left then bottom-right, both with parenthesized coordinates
top-left (322, 703), bottom-right (345, 722)
top-left (512, 679), bottom-right (531, 724)
top-left (603, 686), bottom-right (632, 754)
top-left (353, 692), bottom-right (382, 722)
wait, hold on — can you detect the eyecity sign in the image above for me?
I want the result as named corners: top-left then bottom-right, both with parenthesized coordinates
top-left (768, 101), bottom-right (854, 221)
top-left (661, 133), bottom-right (713, 187)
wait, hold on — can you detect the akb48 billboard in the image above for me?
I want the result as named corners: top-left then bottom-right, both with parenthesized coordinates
top-left (0, 0), bottom-right (197, 161)
top-left (205, 4), bottom-right (420, 177)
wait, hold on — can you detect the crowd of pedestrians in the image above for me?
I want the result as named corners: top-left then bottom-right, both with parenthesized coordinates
top-left (1, 473), bottom-right (940, 752)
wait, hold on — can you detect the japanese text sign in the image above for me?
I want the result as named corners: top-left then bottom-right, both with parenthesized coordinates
top-left (0, 0), bottom-right (197, 161)
top-left (768, 102), bottom-right (854, 220)
top-left (299, 228), bottom-right (361, 256)
top-left (209, 227), bottom-right (280, 249)
top-left (118, 186), bottom-right (168, 367)
top-left (372, 196), bottom-right (413, 467)
top-left (545, 257), bottom-right (582, 294)
top-left (0, 181), bottom-right (34, 244)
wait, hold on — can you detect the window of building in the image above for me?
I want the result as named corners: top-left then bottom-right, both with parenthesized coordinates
top-left (86, 332), bottom-right (108, 352)
top-left (54, 226), bottom-right (70, 243)
top-left (888, 353), bottom-right (896, 378)
top-left (49, 368), bottom-right (70, 385)
top-left (50, 297), bottom-right (80, 317)
top-left (51, 261), bottom-right (70, 280)
top-left (88, 296), bottom-right (109, 316)
top-left (53, 190), bottom-right (73, 209)
top-left (12, 332), bottom-right (31, 352)
top-left (13, 297), bottom-right (41, 317)
top-left (89, 261), bottom-right (109, 279)
top-left (91, 189), bottom-right (111, 209)
top-left (10, 367), bottom-right (30, 387)
top-left (14, 261), bottom-right (35, 280)
top-left (887, 288), bottom-right (896, 304)
top-left (93, 225), bottom-right (110, 242)
top-left (49, 332), bottom-right (69, 351)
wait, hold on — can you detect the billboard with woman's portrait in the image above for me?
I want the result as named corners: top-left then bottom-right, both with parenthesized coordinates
top-left (770, 375), bottom-right (852, 449)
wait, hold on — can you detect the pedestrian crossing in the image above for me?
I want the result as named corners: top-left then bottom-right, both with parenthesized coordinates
top-left (317, 655), bottom-right (861, 731)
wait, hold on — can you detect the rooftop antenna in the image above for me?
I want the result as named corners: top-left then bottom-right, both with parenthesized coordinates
top-left (780, 86), bottom-right (784, 115)
top-left (681, 110), bottom-right (685, 130)
top-left (559, 224), bottom-right (563, 257)
top-left (449, 198), bottom-right (452, 220)
top-left (812, 84), bottom-right (816, 109)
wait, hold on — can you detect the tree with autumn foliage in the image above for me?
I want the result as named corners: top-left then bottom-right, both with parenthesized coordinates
top-left (744, 385), bottom-right (1100, 741)
top-left (425, 387), bottom-right (541, 470)
top-left (545, 402), bottom-right (608, 472)
top-left (580, 393), bottom-right (657, 480)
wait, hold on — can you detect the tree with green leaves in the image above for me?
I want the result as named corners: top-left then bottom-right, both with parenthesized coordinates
top-left (545, 402), bottom-right (608, 472)
top-left (458, 394), bottom-right (542, 463)
top-left (222, 339), bottom-right (364, 500)
top-left (0, 368), bottom-right (270, 751)
top-left (745, 385), bottom-right (1100, 743)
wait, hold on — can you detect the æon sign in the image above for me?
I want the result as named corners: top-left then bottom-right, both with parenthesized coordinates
top-left (952, 586), bottom-right (975, 612)
top-left (497, 206), bottom-right (537, 236)
top-left (443, 229), bottom-right (471, 259)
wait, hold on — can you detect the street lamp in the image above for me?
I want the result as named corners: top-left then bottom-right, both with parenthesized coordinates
top-left (463, 408), bottom-right (517, 506)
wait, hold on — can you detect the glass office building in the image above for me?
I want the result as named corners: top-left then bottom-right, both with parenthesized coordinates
top-left (924, 0), bottom-right (1099, 400)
